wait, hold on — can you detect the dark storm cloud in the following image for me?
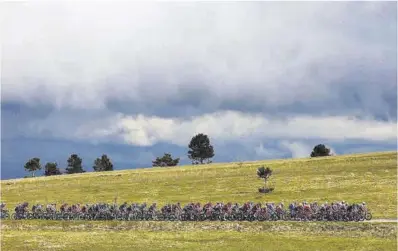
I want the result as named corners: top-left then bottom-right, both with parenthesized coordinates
top-left (1, 2), bottom-right (397, 179)
top-left (2, 2), bottom-right (396, 117)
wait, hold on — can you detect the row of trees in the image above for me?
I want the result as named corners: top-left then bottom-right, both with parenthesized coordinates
top-left (24, 154), bottom-right (114, 177)
top-left (23, 132), bottom-right (333, 177)
top-left (151, 142), bottom-right (332, 168)
top-left (24, 133), bottom-right (216, 177)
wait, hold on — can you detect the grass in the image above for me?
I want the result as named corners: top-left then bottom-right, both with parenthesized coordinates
top-left (1, 220), bottom-right (397, 251)
top-left (1, 151), bottom-right (397, 250)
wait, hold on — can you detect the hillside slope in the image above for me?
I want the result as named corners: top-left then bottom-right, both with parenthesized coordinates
top-left (1, 151), bottom-right (397, 218)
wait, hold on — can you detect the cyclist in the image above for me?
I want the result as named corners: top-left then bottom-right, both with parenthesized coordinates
top-left (0, 202), bottom-right (6, 211)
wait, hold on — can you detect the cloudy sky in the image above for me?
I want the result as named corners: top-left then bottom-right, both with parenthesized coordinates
top-left (1, 1), bottom-right (397, 179)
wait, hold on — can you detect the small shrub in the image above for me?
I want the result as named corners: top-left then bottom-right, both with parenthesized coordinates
top-left (257, 166), bottom-right (274, 194)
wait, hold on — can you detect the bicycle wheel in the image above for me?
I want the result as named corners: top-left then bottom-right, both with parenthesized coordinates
top-left (365, 212), bottom-right (372, 221)
top-left (94, 214), bottom-right (103, 221)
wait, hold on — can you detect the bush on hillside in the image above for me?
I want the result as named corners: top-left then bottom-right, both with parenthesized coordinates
top-left (152, 153), bottom-right (180, 167)
top-left (310, 144), bottom-right (332, 157)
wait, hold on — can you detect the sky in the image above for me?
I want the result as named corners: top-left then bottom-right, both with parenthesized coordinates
top-left (1, 1), bottom-right (397, 179)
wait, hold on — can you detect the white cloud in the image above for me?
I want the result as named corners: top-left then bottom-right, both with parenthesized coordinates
top-left (119, 111), bottom-right (397, 146)
top-left (25, 110), bottom-right (397, 147)
top-left (2, 1), bottom-right (395, 115)
top-left (279, 141), bottom-right (313, 158)
top-left (254, 143), bottom-right (286, 159)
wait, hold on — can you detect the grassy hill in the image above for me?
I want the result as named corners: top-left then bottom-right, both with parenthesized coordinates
top-left (1, 151), bottom-right (397, 251)
top-left (1, 151), bottom-right (397, 218)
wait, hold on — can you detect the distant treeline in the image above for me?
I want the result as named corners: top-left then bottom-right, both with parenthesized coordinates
top-left (23, 133), bottom-right (332, 177)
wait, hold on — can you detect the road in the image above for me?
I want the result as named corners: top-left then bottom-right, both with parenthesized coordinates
top-left (368, 219), bottom-right (398, 223)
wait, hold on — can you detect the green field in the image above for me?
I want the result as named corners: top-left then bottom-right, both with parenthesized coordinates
top-left (1, 221), bottom-right (396, 251)
top-left (1, 151), bottom-right (397, 250)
